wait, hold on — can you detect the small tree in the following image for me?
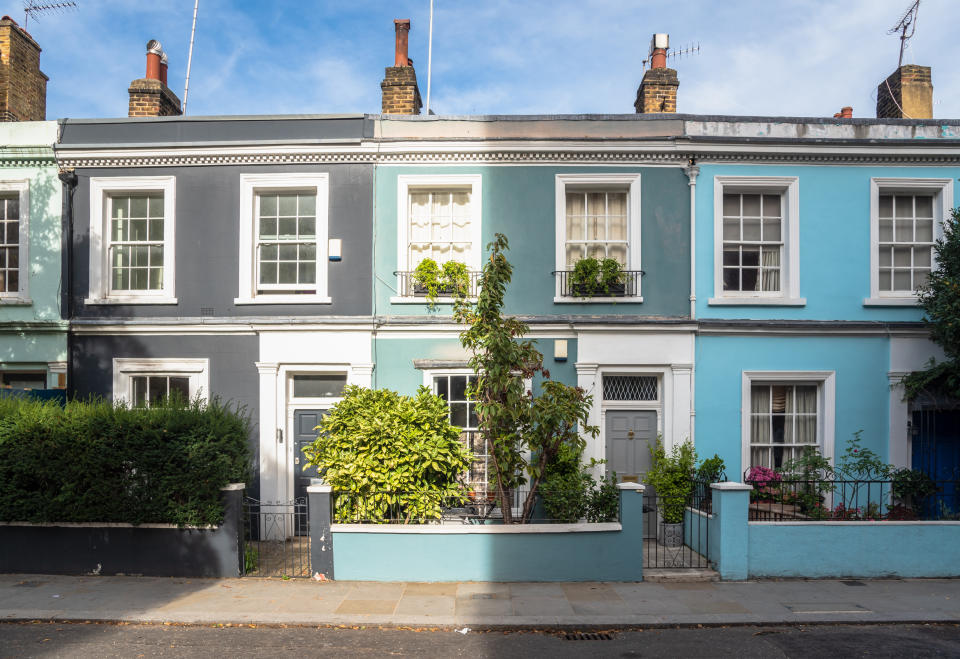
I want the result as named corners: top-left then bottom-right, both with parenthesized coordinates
top-left (302, 385), bottom-right (471, 523)
top-left (903, 207), bottom-right (960, 401)
top-left (455, 234), bottom-right (598, 523)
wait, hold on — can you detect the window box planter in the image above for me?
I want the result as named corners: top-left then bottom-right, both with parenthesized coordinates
top-left (570, 282), bottom-right (627, 298)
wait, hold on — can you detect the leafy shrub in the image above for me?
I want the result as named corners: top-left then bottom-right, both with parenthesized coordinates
top-left (539, 443), bottom-right (619, 523)
top-left (0, 396), bottom-right (250, 526)
top-left (302, 385), bottom-right (472, 523)
top-left (645, 439), bottom-right (696, 524)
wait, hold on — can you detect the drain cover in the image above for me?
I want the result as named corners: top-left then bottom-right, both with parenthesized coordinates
top-left (564, 632), bottom-right (613, 641)
top-left (842, 580), bottom-right (867, 587)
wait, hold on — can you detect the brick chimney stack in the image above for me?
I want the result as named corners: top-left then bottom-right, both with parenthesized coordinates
top-left (876, 64), bottom-right (933, 119)
top-left (381, 19), bottom-right (422, 115)
top-left (0, 15), bottom-right (48, 122)
top-left (635, 33), bottom-right (679, 114)
top-left (128, 40), bottom-right (182, 118)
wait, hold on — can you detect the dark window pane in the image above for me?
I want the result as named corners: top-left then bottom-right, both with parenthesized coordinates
top-left (741, 268), bottom-right (758, 291)
top-left (148, 376), bottom-right (167, 406)
top-left (450, 375), bottom-right (468, 402)
top-left (169, 377), bottom-right (190, 401)
top-left (450, 402), bottom-right (468, 428)
top-left (434, 376), bottom-right (448, 401)
top-left (132, 376), bottom-right (148, 406)
top-left (723, 268), bottom-right (740, 291)
top-left (293, 374), bottom-right (347, 398)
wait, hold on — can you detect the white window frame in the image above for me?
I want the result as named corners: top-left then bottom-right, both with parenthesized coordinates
top-left (112, 358), bottom-right (209, 406)
top-left (865, 177), bottom-right (953, 307)
top-left (740, 370), bottom-right (835, 475)
top-left (554, 173), bottom-right (642, 303)
top-left (236, 173), bottom-right (330, 305)
top-left (87, 176), bottom-right (177, 305)
top-left (394, 174), bottom-right (482, 303)
top-left (711, 176), bottom-right (804, 306)
top-left (0, 178), bottom-right (30, 304)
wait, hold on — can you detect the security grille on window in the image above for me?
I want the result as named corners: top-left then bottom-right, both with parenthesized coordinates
top-left (602, 375), bottom-right (658, 401)
top-left (433, 374), bottom-right (487, 491)
top-left (878, 194), bottom-right (934, 293)
top-left (409, 190), bottom-right (472, 267)
top-left (722, 193), bottom-right (782, 293)
top-left (256, 192), bottom-right (317, 293)
top-left (564, 191), bottom-right (628, 267)
top-left (109, 194), bottom-right (165, 292)
top-left (131, 375), bottom-right (190, 407)
top-left (0, 194), bottom-right (19, 293)
top-left (749, 384), bottom-right (818, 469)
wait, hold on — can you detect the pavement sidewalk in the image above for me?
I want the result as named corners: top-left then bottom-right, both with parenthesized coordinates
top-left (2, 574), bottom-right (960, 629)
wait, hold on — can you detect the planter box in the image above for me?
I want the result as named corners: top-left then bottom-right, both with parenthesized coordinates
top-left (570, 282), bottom-right (626, 297)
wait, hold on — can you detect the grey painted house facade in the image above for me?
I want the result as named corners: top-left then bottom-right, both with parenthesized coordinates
top-left (57, 115), bottom-right (376, 502)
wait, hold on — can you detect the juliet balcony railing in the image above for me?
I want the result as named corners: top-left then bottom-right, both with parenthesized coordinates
top-left (552, 270), bottom-right (644, 298)
top-left (393, 270), bottom-right (483, 299)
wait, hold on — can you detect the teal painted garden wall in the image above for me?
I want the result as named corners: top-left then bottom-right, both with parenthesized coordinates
top-left (374, 165), bottom-right (690, 318)
top-left (694, 335), bottom-right (890, 478)
top-left (695, 164), bottom-right (960, 321)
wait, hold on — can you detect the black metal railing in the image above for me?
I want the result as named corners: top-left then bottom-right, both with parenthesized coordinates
top-left (552, 270), bottom-right (644, 298)
top-left (642, 480), bottom-right (712, 569)
top-left (744, 477), bottom-right (960, 522)
top-left (393, 270), bottom-right (482, 298)
top-left (241, 497), bottom-right (311, 577)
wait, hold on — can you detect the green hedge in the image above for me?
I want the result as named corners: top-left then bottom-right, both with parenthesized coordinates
top-left (0, 396), bottom-right (251, 526)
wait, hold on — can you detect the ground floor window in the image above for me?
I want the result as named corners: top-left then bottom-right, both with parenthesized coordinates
top-left (0, 371), bottom-right (45, 389)
top-left (112, 358), bottom-right (209, 407)
top-left (432, 373), bottom-right (487, 492)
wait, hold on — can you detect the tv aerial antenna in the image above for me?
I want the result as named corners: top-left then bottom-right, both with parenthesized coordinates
top-left (642, 39), bottom-right (701, 72)
top-left (22, 1), bottom-right (77, 29)
top-left (888, 0), bottom-right (920, 68)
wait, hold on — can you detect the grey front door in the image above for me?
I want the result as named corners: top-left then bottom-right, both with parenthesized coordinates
top-left (293, 409), bottom-right (326, 503)
top-left (606, 410), bottom-right (658, 536)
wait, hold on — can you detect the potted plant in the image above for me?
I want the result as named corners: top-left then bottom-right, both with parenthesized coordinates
top-left (644, 439), bottom-right (696, 547)
top-left (412, 258), bottom-right (470, 307)
top-left (568, 257), bottom-right (626, 297)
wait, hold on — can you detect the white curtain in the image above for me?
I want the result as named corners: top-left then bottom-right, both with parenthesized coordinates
top-left (761, 247), bottom-right (781, 292)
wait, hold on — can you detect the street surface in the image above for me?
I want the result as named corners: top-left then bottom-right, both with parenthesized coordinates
top-left (2, 622), bottom-right (960, 658)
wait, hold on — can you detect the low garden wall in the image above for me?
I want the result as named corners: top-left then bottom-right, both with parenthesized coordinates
top-left (0, 484), bottom-right (245, 578)
top-left (316, 483), bottom-right (645, 582)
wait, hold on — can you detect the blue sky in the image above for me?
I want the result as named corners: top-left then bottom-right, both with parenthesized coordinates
top-left (15, 0), bottom-right (960, 120)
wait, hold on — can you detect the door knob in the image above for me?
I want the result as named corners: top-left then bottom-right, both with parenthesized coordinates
top-left (628, 430), bottom-right (635, 438)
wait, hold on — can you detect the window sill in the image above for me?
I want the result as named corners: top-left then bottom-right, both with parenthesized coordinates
top-left (708, 297), bottom-right (806, 307)
top-left (234, 296), bottom-right (332, 305)
top-left (553, 296), bottom-right (643, 304)
top-left (389, 296), bottom-right (476, 305)
top-left (85, 296), bottom-right (179, 305)
top-left (863, 297), bottom-right (920, 307)
top-left (0, 297), bottom-right (32, 306)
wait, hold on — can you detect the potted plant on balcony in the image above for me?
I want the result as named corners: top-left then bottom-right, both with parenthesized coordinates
top-left (644, 438), bottom-right (696, 547)
top-left (568, 257), bottom-right (626, 297)
top-left (412, 259), bottom-right (470, 307)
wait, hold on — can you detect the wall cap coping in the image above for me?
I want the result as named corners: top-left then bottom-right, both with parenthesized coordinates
top-left (617, 482), bottom-right (646, 491)
top-left (0, 521), bottom-right (218, 530)
top-left (220, 483), bottom-right (246, 492)
top-left (749, 520), bottom-right (960, 526)
top-left (331, 522), bottom-right (622, 534)
top-left (711, 482), bottom-right (753, 491)
top-left (307, 484), bottom-right (333, 493)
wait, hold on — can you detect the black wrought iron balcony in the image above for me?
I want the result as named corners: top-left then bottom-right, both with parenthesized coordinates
top-left (393, 270), bottom-right (482, 299)
top-left (552, 270), bottom-right (644, 298)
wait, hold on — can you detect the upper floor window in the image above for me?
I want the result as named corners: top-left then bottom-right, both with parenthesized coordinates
top-left (554, 173), bottom-right (642, 301)
top-left (394, 175), bottom-right (482, 301)
top-left (237, 173), bottom-right (330, 305)
top-left (711, 176), bottom-right (803, 306)
top-left (867, 178), bottom-right (953, 305)
top-left (88, 176), bottom-right (176, 305)
top-left (0, 180), bottom-right (29, 303)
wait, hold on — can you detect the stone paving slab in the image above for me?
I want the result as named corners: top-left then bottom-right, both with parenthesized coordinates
top-left (2, 574), bottom-right (960, 629)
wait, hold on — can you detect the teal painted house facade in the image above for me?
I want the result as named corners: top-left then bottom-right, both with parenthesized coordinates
top-left (0, 121), bottom-right (67, 391)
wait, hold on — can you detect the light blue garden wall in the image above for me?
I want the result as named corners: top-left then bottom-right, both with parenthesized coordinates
top-left (331, 487), bottom-right (644, 582)
top-left (695, 335), bottom-right (890, 478)
top-left (695, 164), bottom-right (960, 321)
top-left (374, 165), bottom-right (690, 319)
top-left (748, 522), bottom-right (960, 578)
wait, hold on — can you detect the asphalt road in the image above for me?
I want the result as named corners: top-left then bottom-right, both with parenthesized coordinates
top-left (2, 622), bottom-right (960, 658)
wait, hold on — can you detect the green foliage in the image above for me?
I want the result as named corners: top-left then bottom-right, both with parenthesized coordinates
top-left (412, 258), bottom-right (470, 308)
top-left (696, 454), bottom-right (726, 483)
top-left (454, 234), bottom-right (599, 523)
top-left (301, 385), bottom-right (471, 523)
top-left (891, 467), bottom-right (937, 515)
top-left (903, 207), bottom-right (960, 401)
top-left (539, 443), bottom-right (618, 524)
top-left (0, 396), bottom-right (250, 526)
top-left (835, 430), bottom-right (892, 481)
top-left (569, 257), bottom-right (625, 297)
top-left (244, 543), bottom-right (259, 574)
top-left (540, 469), bottom-right (590, 523)
top-left (586, 473), bottom-right (620, 523)
top-left (644, 439), bottom-right (697, 524)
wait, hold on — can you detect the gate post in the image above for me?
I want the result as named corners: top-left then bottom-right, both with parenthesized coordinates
top-left (617, 482), bottom-right (645, 581)
top-left (307, 482), bottom-right (334, 579)
top-left (710, 482), bottom-right (752, 580)
top-left (219, 483), bottom-right (246, 577)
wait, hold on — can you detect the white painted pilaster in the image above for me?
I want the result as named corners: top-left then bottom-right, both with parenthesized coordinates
top-left (256, 362), bottom-right (280, 503)
top-left (576, 362), bottom-right (601, 466)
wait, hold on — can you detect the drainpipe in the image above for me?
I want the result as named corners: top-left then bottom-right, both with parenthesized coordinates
top-left (58, 167), bottom-right (78, 397)
top-left (684, 161), bottom-right (699, 445)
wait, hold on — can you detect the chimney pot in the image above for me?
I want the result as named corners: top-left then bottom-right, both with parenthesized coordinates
top-left (394, 19), bottom-right (411, 66)
top-left (145, 40), bottom-right (163, 81)
top-left (650, 33), bottom-right (669, 69)
top-left (159, 52), bottom-right (168, 86)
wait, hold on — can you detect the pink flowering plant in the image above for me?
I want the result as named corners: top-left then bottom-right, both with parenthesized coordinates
top-left (745, 466), bottom-right (782, 502)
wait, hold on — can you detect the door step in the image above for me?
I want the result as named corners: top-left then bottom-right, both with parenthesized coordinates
top-left (643, 568), bottom-right (720, 583)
